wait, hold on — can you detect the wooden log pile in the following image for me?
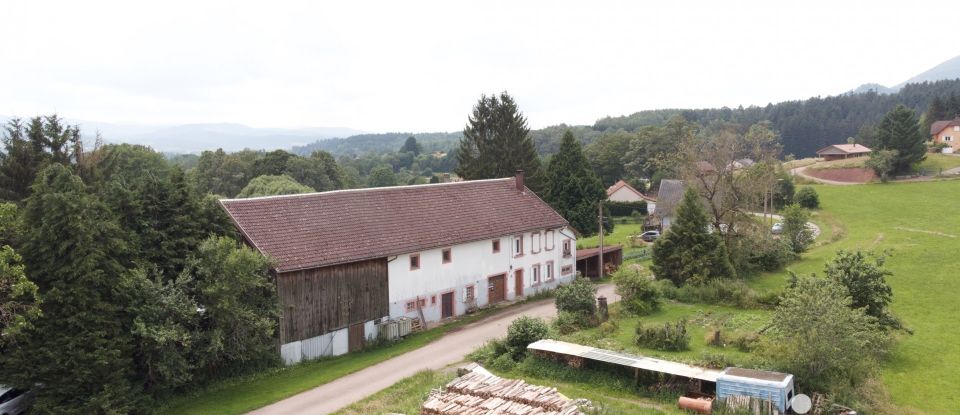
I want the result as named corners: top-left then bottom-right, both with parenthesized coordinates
top-left (421, 371), bottom-right (582, 415)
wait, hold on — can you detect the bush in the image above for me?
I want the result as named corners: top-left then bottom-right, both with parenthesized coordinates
top-left (729, 332), bottom-right (760, 352)
top-left (795, 186), bottom-right (820, 209)
top-left (506, 316), bottom-right (550, 359)
top-left (490, 352), bottom-right (518, 372)
top-left (466, 338), bottom-right (510, 364)
top-left (748, 238), bottom-right (796, 272)
top-left (667, 279), bottom-right (760, 308)
top-left (598, 320), bottom-right (619, 336)
top-left (612, 266), bottom-right (661, 315)
top-left (635, 320), bottom-right (690, 351)
top-left (555, 277), bottom-right (597, 316)
top-left (553, 311), bottom-right (598, 335)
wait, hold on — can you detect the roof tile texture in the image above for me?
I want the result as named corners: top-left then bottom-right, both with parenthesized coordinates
top-left (221, 178), bottom-right (567, 272)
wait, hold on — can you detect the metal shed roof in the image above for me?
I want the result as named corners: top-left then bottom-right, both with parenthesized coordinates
top-left (528, 339), bottom-right (722, 382)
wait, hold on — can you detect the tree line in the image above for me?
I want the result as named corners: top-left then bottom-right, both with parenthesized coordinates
top-left (0, 116), bottom-right (278, 413)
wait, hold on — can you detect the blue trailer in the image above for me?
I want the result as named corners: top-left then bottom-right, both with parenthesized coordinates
top-left (716, 367), bottom-right (795, 413)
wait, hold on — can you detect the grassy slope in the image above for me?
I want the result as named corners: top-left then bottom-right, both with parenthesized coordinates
top-left (158, 305), bottom-right (509, 415)
top-left (748, 180), bottom-right (960, 414)
top-left (920, 153), bottom-right (960, 172)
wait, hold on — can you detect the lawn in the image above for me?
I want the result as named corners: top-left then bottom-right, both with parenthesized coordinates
top-left (563, 303), bottom-right (770, 368)
top-left (578, 218), bottom-right (653, 264)
top-left (158, 305), bottom-right (510, 415)
top-left (333, 370), bottom-right (455, 415)
top-left (747, 180), bottom-right (960, 414)
top-left (919, 153), bottom-right (960, 173)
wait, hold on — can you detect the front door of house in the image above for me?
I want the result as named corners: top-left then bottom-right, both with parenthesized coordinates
top-left (488, 274), bottom-right (506, 304)
top-left (441, 292), bottom-right (454, 319)
top-left (515, 269), bottom-right (524, 298)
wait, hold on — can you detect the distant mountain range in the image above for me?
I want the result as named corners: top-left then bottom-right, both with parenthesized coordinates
top-left (849, 54), bottom-right (960, 95)
top-left (0, 117), bottom-right (365, 153)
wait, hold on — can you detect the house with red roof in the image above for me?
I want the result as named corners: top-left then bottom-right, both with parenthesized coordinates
top-left (220, 171), bottom-right (578, 364)
top-left (930, 116), bottom-right (960, 153)
top-left (606, 180), bottom-right (656, 213)
top-left (815, 144), bottom-right (872, 161)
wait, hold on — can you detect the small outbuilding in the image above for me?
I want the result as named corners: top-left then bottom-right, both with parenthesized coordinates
top-left (815, 144), bottom-right (871, 161)
top-left (716, 367), bottom-right (795, 414)
top-left (575, 245), bottom-right (623, 279)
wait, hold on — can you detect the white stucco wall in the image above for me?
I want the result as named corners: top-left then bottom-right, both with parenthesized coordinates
top-left (608, 187), bottom-right (643, 202)
top-left (387, 227), bottom-right (578, 324)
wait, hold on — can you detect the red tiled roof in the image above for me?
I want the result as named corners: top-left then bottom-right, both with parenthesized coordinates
top-left (220, 178), bottom-right (568, 273)
top-left (815, 144), bottom-right (871, 155)
top-left (606, 180), bottom-right (655, 201)
top-left (931, 118), bottom-right (960, 135)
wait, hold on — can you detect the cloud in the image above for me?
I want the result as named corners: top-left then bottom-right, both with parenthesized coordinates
top-left (1, 0), bottom-right (956, 132)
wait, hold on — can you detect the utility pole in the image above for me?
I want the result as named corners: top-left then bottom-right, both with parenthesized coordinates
top-left (598, 201), bottom-right (604, 279)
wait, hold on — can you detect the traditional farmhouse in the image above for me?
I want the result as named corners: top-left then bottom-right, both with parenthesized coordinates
top-left (606, 180), bottom-right (656, 213)
top-left (815, 143), bottom-right (871, 161)
top-left (220, 172), bottom-right (578, 364)
top-left (930, 116), bottom-right (960, 153)
top-left (652, 179), bottom-right (684, 231)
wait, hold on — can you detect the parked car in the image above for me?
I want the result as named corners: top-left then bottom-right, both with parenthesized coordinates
top-left (639, 230), bottom-right (660, 242)
top-left (0, 385), bottom-right (35, 415)
top-left (771, 222), bottom-right (783, 234)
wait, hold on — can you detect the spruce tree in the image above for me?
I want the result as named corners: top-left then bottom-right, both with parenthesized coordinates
top-left (651, 187), bottom-right (735, 285)
top-left (543, 130), bottom-right (609, 237)
top-left (0, 118), bottom-right (41, 201)
top-left (455, 92), bottom-right (543, 191)
top-left (875, 105), bottom-right (926, 173)
top-left (1, 164), bottom-right (142, 413)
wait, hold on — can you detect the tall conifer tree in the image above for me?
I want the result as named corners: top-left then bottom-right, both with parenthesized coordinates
top-left (875, 105), bottom-right (926, 173)
top-left (1, 164), bottom-right (142, 413)
top-left (456, 92), bottom-right (542, 191)
top-left (543, 130), bottom-right (609, 236)
top-left (651, 187), bottom-right (735, 285)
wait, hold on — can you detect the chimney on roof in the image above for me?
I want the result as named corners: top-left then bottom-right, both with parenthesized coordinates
top-left (515, 169), bottom-right (524, 192)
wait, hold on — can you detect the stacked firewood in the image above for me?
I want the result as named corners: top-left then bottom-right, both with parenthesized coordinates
top-left (421, 371), bottom-right (582, 415)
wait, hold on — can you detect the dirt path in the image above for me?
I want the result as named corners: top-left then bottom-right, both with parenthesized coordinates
top-left (249, 284), bottom-right (619, 415)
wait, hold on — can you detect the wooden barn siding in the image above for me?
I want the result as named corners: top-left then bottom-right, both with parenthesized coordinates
top-left (277, 258), bottom-right (389, 344)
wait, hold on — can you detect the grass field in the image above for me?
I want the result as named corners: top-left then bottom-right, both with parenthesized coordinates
top-left (333, 370), bottom-right (455, 415)
top-left (919, 153), bottom-right (960, 172)
top-left (158, 304), bottom-right (513, 415)
top-left (747, 180), bottom-right (960, 414)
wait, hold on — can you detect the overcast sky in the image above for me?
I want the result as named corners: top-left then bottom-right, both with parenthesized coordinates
top-left (1, 0), bottom-right (957, 133)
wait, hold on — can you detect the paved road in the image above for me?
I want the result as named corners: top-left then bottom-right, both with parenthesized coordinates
top-left (250, 284), bottom-right (619, 415)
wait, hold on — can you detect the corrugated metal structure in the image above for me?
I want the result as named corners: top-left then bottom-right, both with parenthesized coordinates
top-left (716, 367), bottom-right (794, 414)
top-left (528, 339), bottom-right (721, 382)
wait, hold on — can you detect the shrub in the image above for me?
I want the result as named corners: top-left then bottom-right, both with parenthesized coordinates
top-left (781, 204), bottom-right (813, 253)
top-left (668, 279), bottom-right (760, 308)
top-left (748, 238), bottom-right (796, 272)
top-left (598, 320), bottom-right (619, 336)
top-left (490, 352), bottom-right (518, 372)
top-left (612, 266), bottom-right (661, 315)
top-left (555, 277), bottom-right (597, 317)
top-left (635, 320), bottom-right (690, 351)
top-left (553, 311), bottom-right (598, 335)
top-left (729, 332), bottom-right (760, 352)
top-left (466, 338), bottom-right (510, 364)
top-left (795, 186), bottom-right (820, 209)
top-left (506, 316), bottom-right (550, 359)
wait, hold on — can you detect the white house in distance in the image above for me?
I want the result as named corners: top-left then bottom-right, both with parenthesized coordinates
top-left (606, 179), bottom-right (656, 214)
top-left (653, 179), bottom-right (684, 231)
top-left (220, 171), bottom-right (578, 364)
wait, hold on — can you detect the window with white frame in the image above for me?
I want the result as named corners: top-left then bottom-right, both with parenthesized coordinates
top-left (954, 126), bottom-right (959, 132)
top-left (545, 230), bottom-right (555, 250)
top-left (532, 232), bottom-right (541, 253)
top-left (513, 235), bottom-right (523, 256)
top-left (531, 264), bottom-right (541, 284)
top-left (546, 261), bottom-right (554, 280)
top-left (946, 136), bottom-right (954, 142)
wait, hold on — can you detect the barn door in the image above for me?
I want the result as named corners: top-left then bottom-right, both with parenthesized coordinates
top-left (441, 292), bottom-right (454, 319)
top-left (348, 322), bottom-right (365, 352)
top-left (488, 274), bottom-right (506, 304)
top-left (514, 269), bottom-right (524, 298)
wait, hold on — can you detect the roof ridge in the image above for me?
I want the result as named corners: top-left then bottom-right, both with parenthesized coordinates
top-left (220, 177), bottom-right (512, 203)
